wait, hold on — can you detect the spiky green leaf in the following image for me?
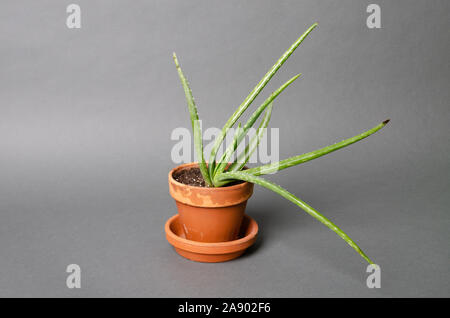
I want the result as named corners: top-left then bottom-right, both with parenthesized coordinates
top-left (208, 23), bottom-right (318, 181)
top-left (213, 74), bottom-right (301, 178)
top-left (215, 171), bottom-right (374, 264)
top-left (231, 103), bottom-right (273, 171)
top-left (246, 120), bottom-right (390, 176)
top-left (173, 52), bottom-right (212, 186)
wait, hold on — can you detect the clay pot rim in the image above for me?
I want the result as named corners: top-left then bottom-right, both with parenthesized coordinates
top-left (165, 214), bottom-right (258, 254)
top-left (169, 162), bottom-right (251, 191)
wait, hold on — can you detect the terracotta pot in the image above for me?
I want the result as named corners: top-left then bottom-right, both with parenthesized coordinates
top-left (168, 162), bottom-right (254, 243)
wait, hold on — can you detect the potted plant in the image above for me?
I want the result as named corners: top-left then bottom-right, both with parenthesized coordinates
top-left (167, 23), bottom-right (389, 264)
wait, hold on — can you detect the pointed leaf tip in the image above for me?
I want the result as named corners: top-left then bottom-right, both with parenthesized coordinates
top-left (173, 52), bottom-right (179, 65)
top-left (383, 119), bottom-right (390, 125)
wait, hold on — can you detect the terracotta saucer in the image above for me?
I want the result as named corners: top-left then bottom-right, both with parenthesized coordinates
top-left (165, 214), bottom-right (258, 263)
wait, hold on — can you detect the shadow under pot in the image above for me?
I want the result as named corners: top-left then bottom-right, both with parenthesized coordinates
top-left (168, 163), bottom-right (254, 243)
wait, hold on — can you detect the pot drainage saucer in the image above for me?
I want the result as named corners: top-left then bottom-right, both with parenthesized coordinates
top-left (165, 214), bottom-right (258, 263)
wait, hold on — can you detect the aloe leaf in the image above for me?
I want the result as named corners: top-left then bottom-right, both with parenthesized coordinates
top-left (173, 53), bottom-right (212, 186)
top-left (208, 23), bottom-right (318, 180)
top-left (215, 123), bottom-right (242, 172)
top-left (213, 74), bottom-right (301, 178)
top-left (246, 119), bottom-right (390, 176)
top-left (231, 102), bottom-right (273, 171)
top-left (215, 104), bottom-right (273, 187)
top-left (215, 171), bottom-right (374, 264)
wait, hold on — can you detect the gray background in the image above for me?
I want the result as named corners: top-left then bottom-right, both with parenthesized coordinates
top-left (0, 0), bottom-right (449, 297)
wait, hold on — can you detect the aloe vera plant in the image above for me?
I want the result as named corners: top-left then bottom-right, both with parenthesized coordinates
top-left (173, 23), bottom-right (389, 264)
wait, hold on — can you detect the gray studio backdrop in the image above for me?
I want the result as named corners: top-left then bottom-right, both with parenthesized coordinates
top-left (0, 0), bottom-right (449, 297)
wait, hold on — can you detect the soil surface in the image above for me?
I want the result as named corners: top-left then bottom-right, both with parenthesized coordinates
top-left (173, 167), bottom-right (243, 187)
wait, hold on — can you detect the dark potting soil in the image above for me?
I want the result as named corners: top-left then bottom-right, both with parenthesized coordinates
top-left (173, 167), bottom-right (243, 188)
